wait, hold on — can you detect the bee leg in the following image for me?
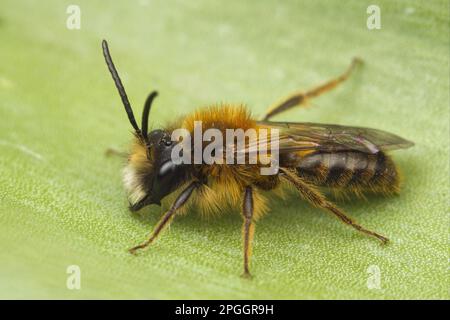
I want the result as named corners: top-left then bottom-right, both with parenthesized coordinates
top-left (262, 58), bottom-right (362, 121)
top-left (105, 148), bottom-right (127, 158)
top-left (281, 169), bottom-right (389, 244)
top-left (241, 186), bottom-right (255, 279)
top-left (129, 181), bottom-right (198, 254)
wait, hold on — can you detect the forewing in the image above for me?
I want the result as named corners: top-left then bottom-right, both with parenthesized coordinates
top-left (256, 121), bottom-right (414, 154)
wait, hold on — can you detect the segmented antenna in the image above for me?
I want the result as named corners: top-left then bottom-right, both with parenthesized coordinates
top-left (141, 91), bottom-right (158, 142)
top-left (102, 40), bottom-right (141, 135)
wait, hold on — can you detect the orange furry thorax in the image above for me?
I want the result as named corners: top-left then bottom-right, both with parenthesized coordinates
top-left (175, 105), bottom-right (277, 219)
top-left (171, 104), bottom-right (257, 133)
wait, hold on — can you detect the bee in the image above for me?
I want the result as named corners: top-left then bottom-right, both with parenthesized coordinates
top-left (102, 40), bottom-right (413, 277)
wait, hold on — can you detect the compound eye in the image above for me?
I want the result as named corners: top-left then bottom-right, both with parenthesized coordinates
top-left (147, 129), bottom-right (164, 143)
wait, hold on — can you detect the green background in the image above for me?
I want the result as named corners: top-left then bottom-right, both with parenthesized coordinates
top-left (0, 0), bottom-right (448, 299)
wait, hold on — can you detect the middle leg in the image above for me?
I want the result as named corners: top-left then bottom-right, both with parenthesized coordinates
top-left (241, 186), bottom-right (255, 278)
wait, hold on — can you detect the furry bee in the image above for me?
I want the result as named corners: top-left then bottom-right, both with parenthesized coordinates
top-left (102, 40), bottom-right (413, 277)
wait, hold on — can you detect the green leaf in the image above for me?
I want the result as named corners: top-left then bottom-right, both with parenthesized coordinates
top-left (0, 0), bottom-right (448, 299)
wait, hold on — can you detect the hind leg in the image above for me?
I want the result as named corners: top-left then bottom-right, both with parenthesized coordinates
top-left (262, 58), bottom-right (362, 120)
top-left (281, 168), bottom-right (389, 244)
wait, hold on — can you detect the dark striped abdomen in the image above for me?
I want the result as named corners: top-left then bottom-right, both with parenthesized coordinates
top-left (295, 151), bottom-right (399, 194)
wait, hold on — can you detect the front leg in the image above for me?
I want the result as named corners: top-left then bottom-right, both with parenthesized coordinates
top-left (129, 181), bottom-right (198, 254)
top-left (105, 147), bottom-right (128, 158)
top-left (241, 186), bottom-right (255, 278)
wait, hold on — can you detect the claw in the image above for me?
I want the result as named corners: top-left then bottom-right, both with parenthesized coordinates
top-left (352, 56), bottom-right (364, 66)
top-left (128, 242), bottom-right (149, 255)
top-left (240, 271), bottom-right (253, 280)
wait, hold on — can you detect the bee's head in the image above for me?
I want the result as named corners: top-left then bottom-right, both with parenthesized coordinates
top-left (102, 40), bottom-right (186, 211)
top-left (123, 129), bottom-right (187, 211)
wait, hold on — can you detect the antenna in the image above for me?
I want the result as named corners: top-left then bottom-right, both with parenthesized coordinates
top-left (102, 40), bottom-right (141, 135)
top-left (141, 91), bottom-right (158, 142)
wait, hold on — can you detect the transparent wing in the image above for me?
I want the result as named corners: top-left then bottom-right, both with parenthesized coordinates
top-left (253, 121), bottom-right (414, 154)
